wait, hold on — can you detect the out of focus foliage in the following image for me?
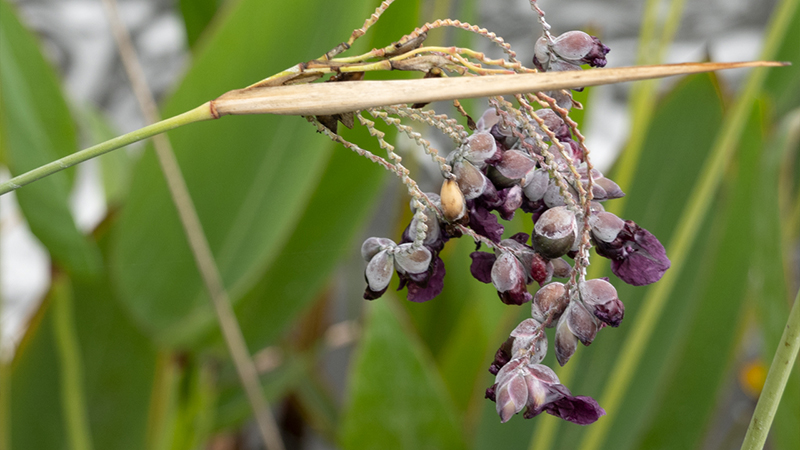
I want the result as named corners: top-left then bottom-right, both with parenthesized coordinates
top-left (1, 0), bottom-right (798, 449)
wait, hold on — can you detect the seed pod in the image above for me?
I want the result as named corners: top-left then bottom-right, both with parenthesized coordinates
top-left (464, 131), bottom-right (498, 166)
top-left (543, 179), bottom-right (577, 208)
top-left (532, 282), bottom-right (568, 325)
top-left (394, 243), bottom-right (432, 275)
top-left (552, 31), bottom-right (597, 61)
top-left (496, 150), bottom-right (537, 181)
top-left (523, 168), bottom-right (549, 202)
top-left (440, 178), bottom-right (467, 222)
top-left (452, 159), bottom-right (487, 200)
top-left (495, 364), bottom-right (528, 423)
top-left (491, 252), bottom-right (532, 305)
top-left (533, 206), bottom-right (577, 259)
top-left (510, 318), bottom-right (548, 364)
top-left (365, 249), bottom-right (394, 292)
top-left (579, 278), bottom-right (624, 327)
top-left (476, 108), bottom-right (501, 131)
top-left (566, 300), bottom-right (598, 346)
top-left (589, 211), bottom-right (625, 243)
top-left (361, 237), bottom-right (396, 261)
top-left (554, 312), bottom-right (578, 366)
top-left (550, 257), bottom-right (572, 279)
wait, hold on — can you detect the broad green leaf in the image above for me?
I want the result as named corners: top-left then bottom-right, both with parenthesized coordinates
top-left (0, 0), bottom-right (101, 275)
top-left (340, 299), bottom-right (466, 450)
top-left (634, 100), bottom-right (769, 449)
top-left (10, 268), bottom-right (158, 450)
top-left (111, 0), bottom-right (378, 347)
top-left (763, 0), bottom-right (800, 117)
top-left (179, 0), bottom-right (223, 50)
top-left (544, 73), bottom-right (725, 450)
top-left (751, 109), bottom-right (800, 450)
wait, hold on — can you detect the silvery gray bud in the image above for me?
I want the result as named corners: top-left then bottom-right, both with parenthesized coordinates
top-left (510, 318), bottom-right (548, 364)
top-left (543, 179), bottom-right (577, 208)
top-left (394, 243), bottom-right (432, 275)
top-left (464, 131), bottom-right (498, 166)
top-left (533, 206), bottom-right (578, 259)
top-left (452, 159), bottom-right (487, 200)
top-left (566, 300), bottom-right (598, 346)
top-left (523, 168), bottom-right (549, 202)
top-left (495, 360), bottom-right (528, 423)
top-left (531, 282), bottom-right (568, 325)
top-left (589, 211), bottom-right (625, 243)
top-left (361, 237), bottom-right (396, 261)
top-left (365, 249), bottom-right (394, 292)
top-left (491, 252), bottom-right (532, 305)
top-left (554, 312), bottom-right (578, 366)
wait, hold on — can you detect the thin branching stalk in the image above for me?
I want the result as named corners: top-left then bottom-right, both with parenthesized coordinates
top-left (740, 288), bottom-right (800, 450)
top-left (101, 1), bottom-right (284, 449)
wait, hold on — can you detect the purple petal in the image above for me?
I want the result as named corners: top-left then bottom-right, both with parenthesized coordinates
top-left (509, 232), bottom-right (530, 245)
top-left (468, 203), bottom-right (505, 243)
top-left (489, 337), bottom-right (515, 375)
top-left (544, 395), bottom-right (606, 425)
top-left (470, 252), bottom-right (496, 284)
top-left (405, 256), bottom-right (446, 302)
top-left (611, 226), bottom-right (670, 286)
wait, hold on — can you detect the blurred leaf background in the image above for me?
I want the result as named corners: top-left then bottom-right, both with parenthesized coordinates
top-left (1, 0), bottom-right (798, 449)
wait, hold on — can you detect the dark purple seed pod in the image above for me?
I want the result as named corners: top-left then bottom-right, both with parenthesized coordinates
top-left (361, 237), bottom-right (396, 261)
top-left (533, 206), bottom-right (578, 259)
top-left (554, 312), bottom-right (578, 366)
top-left (579, 278), bottom-right (625, 327)
top-left (532, 282), bottom-right (568, 325)
top-left (566, 300), bottom-right (599, 346)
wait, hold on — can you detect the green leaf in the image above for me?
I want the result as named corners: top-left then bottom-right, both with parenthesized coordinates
top-left (110, 0), bottom-right (378, 347)
top-left (763, 0), bottom-right (800, 117)
top-left (179, 0), bottom-right (223, 50)
top-left (340, 299), bottom-right (467, 450)
top-left (0, 0), bottom-right (101, 275)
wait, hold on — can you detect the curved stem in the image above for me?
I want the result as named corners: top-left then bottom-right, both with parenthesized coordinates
top-left (741, 288), bottom-right (800, 450)
top-left (0, 103), bottom-right (215, 195)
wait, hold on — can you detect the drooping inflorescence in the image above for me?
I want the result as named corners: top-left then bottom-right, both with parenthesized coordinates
top-left (315, 0), bottom-right (671, 425)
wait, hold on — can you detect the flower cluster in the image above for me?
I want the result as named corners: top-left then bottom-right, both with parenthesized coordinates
top-left (319, 0), bottom-right (671, 426)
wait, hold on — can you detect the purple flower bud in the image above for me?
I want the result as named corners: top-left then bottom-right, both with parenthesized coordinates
top-left (533, 206), bottom-right (578, 259)
top-left (550, 257), bottom-right (572, 279)
top-left (554, 312), bottom-right (578, 366)
top-left (594, 220), bottom-right (671, 286)
top-left (361, 237), bottom-right (396, 261)
top-left (364, 249), bottom-right (394, 299)
top-left (532, 282), bottom-right (568, 325)
top-left (543, 179), bottom-right (578, 208)
top-left (579, 278), bottom-right (624, 327)
top-left (491, 252), bottom-right (532, 305)
top-left (567, 300), bottom-right (599, 346)
top-left (494, 358), bottom-right (529, 422)
top-left (589, 211), bottom-right (625, 243)
top-left (552, 31), bottom-right (609, 67)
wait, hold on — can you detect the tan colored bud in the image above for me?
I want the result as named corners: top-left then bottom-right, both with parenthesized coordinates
top-left (440, 179), bottom-right (467, 223)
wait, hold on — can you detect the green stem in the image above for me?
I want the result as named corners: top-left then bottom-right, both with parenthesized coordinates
top-left (51, 274), bottom-right (94, 450)
top-left (741, 288), bottom-right (800, 450)
top-left (0, 102), bottom-right (215, 195)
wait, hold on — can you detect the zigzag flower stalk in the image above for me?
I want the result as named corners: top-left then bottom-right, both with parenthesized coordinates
top-left (0, 0), bottom-right (787, 428)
